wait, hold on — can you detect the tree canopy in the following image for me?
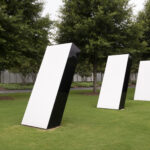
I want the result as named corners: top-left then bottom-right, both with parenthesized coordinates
top-left (136, 0), bottom-right (150, 61)
top-left (0, 0), bottom-right (52, 82)
top-left (56, 0), bottom-right (139, 92)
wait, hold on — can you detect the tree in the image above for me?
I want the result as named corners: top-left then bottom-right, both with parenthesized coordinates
top-left (136, 0), bottom-right (150, 62)
top-left (0, 0), bottom-right (52, 83)
top-left (76, 61), bottom-right (92, 81)
top-left (56, 0), bottom-right (135, 93)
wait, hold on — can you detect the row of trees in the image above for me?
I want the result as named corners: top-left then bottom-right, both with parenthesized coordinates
top-left (56, 0), bottom-right (150, 93)
top-left (0, 0), bottom-right (52, 82)
top-left (1, 0), bottom-right (150, 93)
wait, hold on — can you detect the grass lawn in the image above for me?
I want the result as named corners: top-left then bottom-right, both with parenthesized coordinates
top-left (0, 82), bottom-right (101, 90)
top-left (71, 81), bottom-right (101, 88)
top-left (0, 81), bottom-right (135, 90)
top-left (0, 88), bottom-right (150, 150)
top-left (0, 83), bottom-right (33, 90)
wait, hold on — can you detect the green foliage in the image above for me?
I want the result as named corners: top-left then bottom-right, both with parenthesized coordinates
top-left (57, 0), bottom-right (133, 55)
top-left (56, 0), bottom-right (135, 92)
top-left (136, 0), bottom-right (150, 62)
top-left (71, 81), bottom-right (101, 88)
top-left (0, 0), bottom-right (52, 80)
top-left (76, 61), bottom-right (92, 79)
top-left (0, 83), bottom-right (33, 90)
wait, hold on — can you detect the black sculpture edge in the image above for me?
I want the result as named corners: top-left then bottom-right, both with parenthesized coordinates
top-left (47, 43), bottom-right (80, 129)
top-left (119, 55), bottom-right (132, 109)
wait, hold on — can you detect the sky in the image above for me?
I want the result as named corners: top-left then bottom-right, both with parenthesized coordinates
top-left (129, 0), bottom-right (145, 15)
top-left (42, 0), bottom-right (63, 20)
top-left (42, 0), bottom-right (146, 20)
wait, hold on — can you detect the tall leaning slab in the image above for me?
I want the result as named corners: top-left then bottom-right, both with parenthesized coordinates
top-left (97, 54), bottom-right (132, 110)
top-left (134, 61), bottom-right (150, 101)
top-left (22, 43), bottom-right (80, 129)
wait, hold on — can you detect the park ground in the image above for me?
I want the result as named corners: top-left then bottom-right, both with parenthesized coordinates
top-left (0, 88), bottom-right (150, 150)
top-left (0, 81), bottom-right (136, 90)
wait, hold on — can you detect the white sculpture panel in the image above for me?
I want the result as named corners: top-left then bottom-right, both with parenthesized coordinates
top-left (134, 61), bottom-right (150, 101)
top-left (97, 54), bottom-right (131, 110)
top-left (22, 43), bottom-right (80, 129)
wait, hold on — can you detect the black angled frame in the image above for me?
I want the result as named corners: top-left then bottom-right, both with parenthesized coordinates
top-left (119, 55), bottom-right (132, 109)
top-left (48, 43), bottom-right (80, 129)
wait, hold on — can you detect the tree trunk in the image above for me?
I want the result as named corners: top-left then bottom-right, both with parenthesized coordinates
top-left (0, 71), bottom-right (1, 83)
top-left (93, 63), bottom-right (97, 93)
top-left (100, 72), bottom-right (103, 82)
top-left (31, 73), bottom-right (37, 83)
top-left (21, 74), bottom-right (26, 84)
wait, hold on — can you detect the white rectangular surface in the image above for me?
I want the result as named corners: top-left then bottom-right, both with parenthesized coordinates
top-left (97, 54), bottom-right (129, 109)
top-left (22, 43), bottom-right (72, 129)
top-left (134, 61), bottom-right (150, 101)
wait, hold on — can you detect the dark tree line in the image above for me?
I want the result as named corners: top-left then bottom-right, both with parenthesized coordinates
top-left (1, 0), bottom-right (150, 93)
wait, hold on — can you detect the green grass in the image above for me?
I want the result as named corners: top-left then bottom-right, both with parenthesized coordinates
top-left (0, 83), bottom-right (33, 90)
top-left (0, 81), bottom-right (134, 90)
top-left (0, 88), bottom-right (150, 150)
top-left (0, 82), bottom-right (101, 90)
top-left (71, 81), bottom-right (101, 88)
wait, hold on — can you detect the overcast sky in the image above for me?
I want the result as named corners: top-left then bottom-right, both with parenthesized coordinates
top-left (42, 0), bottom-right (146, 20)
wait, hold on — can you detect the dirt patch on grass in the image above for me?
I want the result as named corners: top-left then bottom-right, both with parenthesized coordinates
top-left (0, 96), bottom-right (14, 100)
top-left (0, 87), bottom-right (6, 91)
